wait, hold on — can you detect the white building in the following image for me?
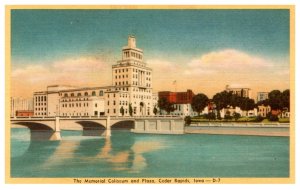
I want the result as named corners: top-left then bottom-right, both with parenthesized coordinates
top-left (10, 97), bottom-right (34, 117)
top-left (257, 92), bottom-right (269, 102)
top-left (220, 106), bottom-right (258, 118)
top-left (171, 104), bottom-right (198, 117)
top-left (33, 36), bottom-right (157, 117)
top-left (257, 105), bottom-right (271, 117)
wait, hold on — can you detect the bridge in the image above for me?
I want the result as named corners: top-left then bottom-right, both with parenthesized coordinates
top-left (10, 116), bottom-right (185, 140)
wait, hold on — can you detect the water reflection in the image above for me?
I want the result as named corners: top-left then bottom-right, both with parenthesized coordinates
top-left (11, 129), bottom-right (165, 177)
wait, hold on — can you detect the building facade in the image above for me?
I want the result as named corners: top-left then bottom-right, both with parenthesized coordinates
top-left (225, 85), bottom-right (251, 98)
top-left (257, 92), bottom-right (269, 102)
top-left (257, 105), bottom-right (271, 117)
top-left (158, 90), bottom-right (197, 116)
top-left (11, 97), bottom-right (34, 117)
top-left (33, 36), bottom-right (157, 117)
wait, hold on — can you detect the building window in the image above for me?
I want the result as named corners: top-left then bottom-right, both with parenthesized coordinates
top-left (113, 101), bottom-right (116, 105)
top-left (92, 91), bottom-right (96, 96)
top-left (71, 93), bottom-right (74, 97)
top-left (77, 93), bottom-right (81, 96)
top-left (114, 109), bottom-right (116, 113)
top-left (107, 109), bottom-right (110, 113)
top-left (95, 103), bottom-right (97, 107)
top-left (107, 101), bottom-right (109, 105)
top-left (99, 90), bottom-right (103, 96)
top-left (114, 94), bottom-right (116, 97)
top-left (84, 92), bottom-right (88, 96)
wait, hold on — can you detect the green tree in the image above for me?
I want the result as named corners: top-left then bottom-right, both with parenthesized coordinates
top-left (233, 112), bottom-right (241, 121)
top-left (191, 93), bottom-right (209, 116)
top-left (158, 97), bottom-right (175, 114)
top-left (120, 106), bottom-right (124, 116)
top-left (268, 90), bottom-right (282, 110)
top-left (129, 103), bottom-right (133, 117)
top-left (239, 97), bottom-right (255, 116)
top-left (281, 89), bottom-right (290, 110)
top-left (206, 112), bottom-right (216, 121)
top-left (153, 106), bottom-right (158, 115)
top-left (184, 116), bottom-right (192, 126)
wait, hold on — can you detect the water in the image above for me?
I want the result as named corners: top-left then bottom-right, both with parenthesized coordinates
top-left (11, 128), bottom-right (289, 178)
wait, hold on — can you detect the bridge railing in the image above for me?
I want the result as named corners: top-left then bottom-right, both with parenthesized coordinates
top-left (11, 114), bottom-right (183, 120)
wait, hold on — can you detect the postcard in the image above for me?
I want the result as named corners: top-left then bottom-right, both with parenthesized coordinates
top-left (6, 5), bottom-right (295, 184)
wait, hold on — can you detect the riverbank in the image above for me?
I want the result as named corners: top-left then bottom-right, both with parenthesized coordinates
top-left (185, 123), bottom-right (290, 137)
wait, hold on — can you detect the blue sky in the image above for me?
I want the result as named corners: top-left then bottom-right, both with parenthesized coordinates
top-left (12, 9), bottom-right (289, 63)
top-left (10, 9), bottom-right (291, 98)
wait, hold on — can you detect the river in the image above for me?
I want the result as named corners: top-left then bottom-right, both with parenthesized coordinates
top-left (10, 128), bottom-right (289, 178)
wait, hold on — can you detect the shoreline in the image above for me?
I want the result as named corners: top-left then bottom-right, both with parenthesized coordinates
top-left (185, 125), bottom-right (289, 137)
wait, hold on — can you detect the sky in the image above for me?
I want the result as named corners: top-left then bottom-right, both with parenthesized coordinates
top-left (10, 9), bottom-right (291, 98)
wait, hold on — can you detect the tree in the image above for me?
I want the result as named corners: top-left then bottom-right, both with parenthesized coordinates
top-left (257, 89), bottom-right (290, 112)
top-left (191, 93), bottom-right (209, 115)
top-left (239, 97), bottom-right (255, 116)
top-left (233, 112), bottom-right (241, 121)
top-left (120, 106), bottom-right (124, 116)
top-left (153, 106), bottom-right (158, 115)
top-left (206, 112), bottom-right (216, 121)
top-left (268, 90), bottom-right (282, 110)
top-left (281, 89), bottom-right (290, 110)
top-left (129, 103), bottom-right (133, 117)
top-left (184, 116), bottom-right (192, 126)
top-left (158, 97), bottom-right (175, 114)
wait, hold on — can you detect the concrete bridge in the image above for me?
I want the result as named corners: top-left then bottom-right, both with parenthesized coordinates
top-left (10, 116), bottom-right (185, 140)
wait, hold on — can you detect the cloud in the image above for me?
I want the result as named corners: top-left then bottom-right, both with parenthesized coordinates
top-left (11, 56), bottom-right (111, 97)
top-left (147, 59), bottom-right (180, 73)
top-left (185, 49), bottom-right (273, 75)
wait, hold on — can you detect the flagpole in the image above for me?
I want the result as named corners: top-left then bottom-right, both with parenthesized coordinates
top-left (173, 80), bottom-right (177, 92)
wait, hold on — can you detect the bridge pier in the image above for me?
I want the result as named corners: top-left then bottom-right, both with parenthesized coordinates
top-left (106, 116), bottom-right (111, 137)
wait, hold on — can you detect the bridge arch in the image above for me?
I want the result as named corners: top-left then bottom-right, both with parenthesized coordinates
top-left (110, 120), bottom-right (134, 130)
top-left (75, 121), bottom-right (106, 130)
top-left (12, 122), bottom-right (54, 131)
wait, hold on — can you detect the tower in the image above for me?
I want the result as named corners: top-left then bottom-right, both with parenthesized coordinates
top-left (112, 35), bottom-right (153, 116)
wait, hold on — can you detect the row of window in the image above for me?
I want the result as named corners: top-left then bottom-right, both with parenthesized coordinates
top-left (61, 98), bottom-right (89, 102)
top-left (115, 67), bottom-right (151, 75)
top-left (35, 96), bottom-right (47, 102)
top-left (63, 91), bottom-right (104, 97)
top-left (35, 102), bottom-right (46, 106)
top-left (61, 112), bottom-right (90, 116)
top-left (35, 112), bottom-right (47, 116)
top-left (35, 107), bottom-right (46, 111)
top-left (132, 94), bottom-right (152, 99)
top-left (115, 81), bottom-right (129, 86)
top-left (123, 51), bottom-right (143, 60)
top-left (61, 102), bottom-right (90, 108)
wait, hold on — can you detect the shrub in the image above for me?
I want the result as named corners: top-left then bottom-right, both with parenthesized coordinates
top-left (254, 115), bottom-right (264, 122)
top-left (184, 116), bottom-right (192, 126)
top-left (268, 114), bottom-right (279, 121)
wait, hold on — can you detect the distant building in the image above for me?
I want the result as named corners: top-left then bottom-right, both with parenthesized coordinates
top-left (257, 105), bottom-right (271, 117)
top-left (257, 92), bottom-right (269, 102)
top-left (225, 85), bottom-right (251, 98)
top-left (33, 36), bottom-right (157, 117)
top-left (158, 89), bottom-right (194, 104)
top-left (158, 89), bottom-right (197, 116)
top-left (10, 97), bottom-right (33, 117)
top-left (16, 110), bottom-right (34, 117)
